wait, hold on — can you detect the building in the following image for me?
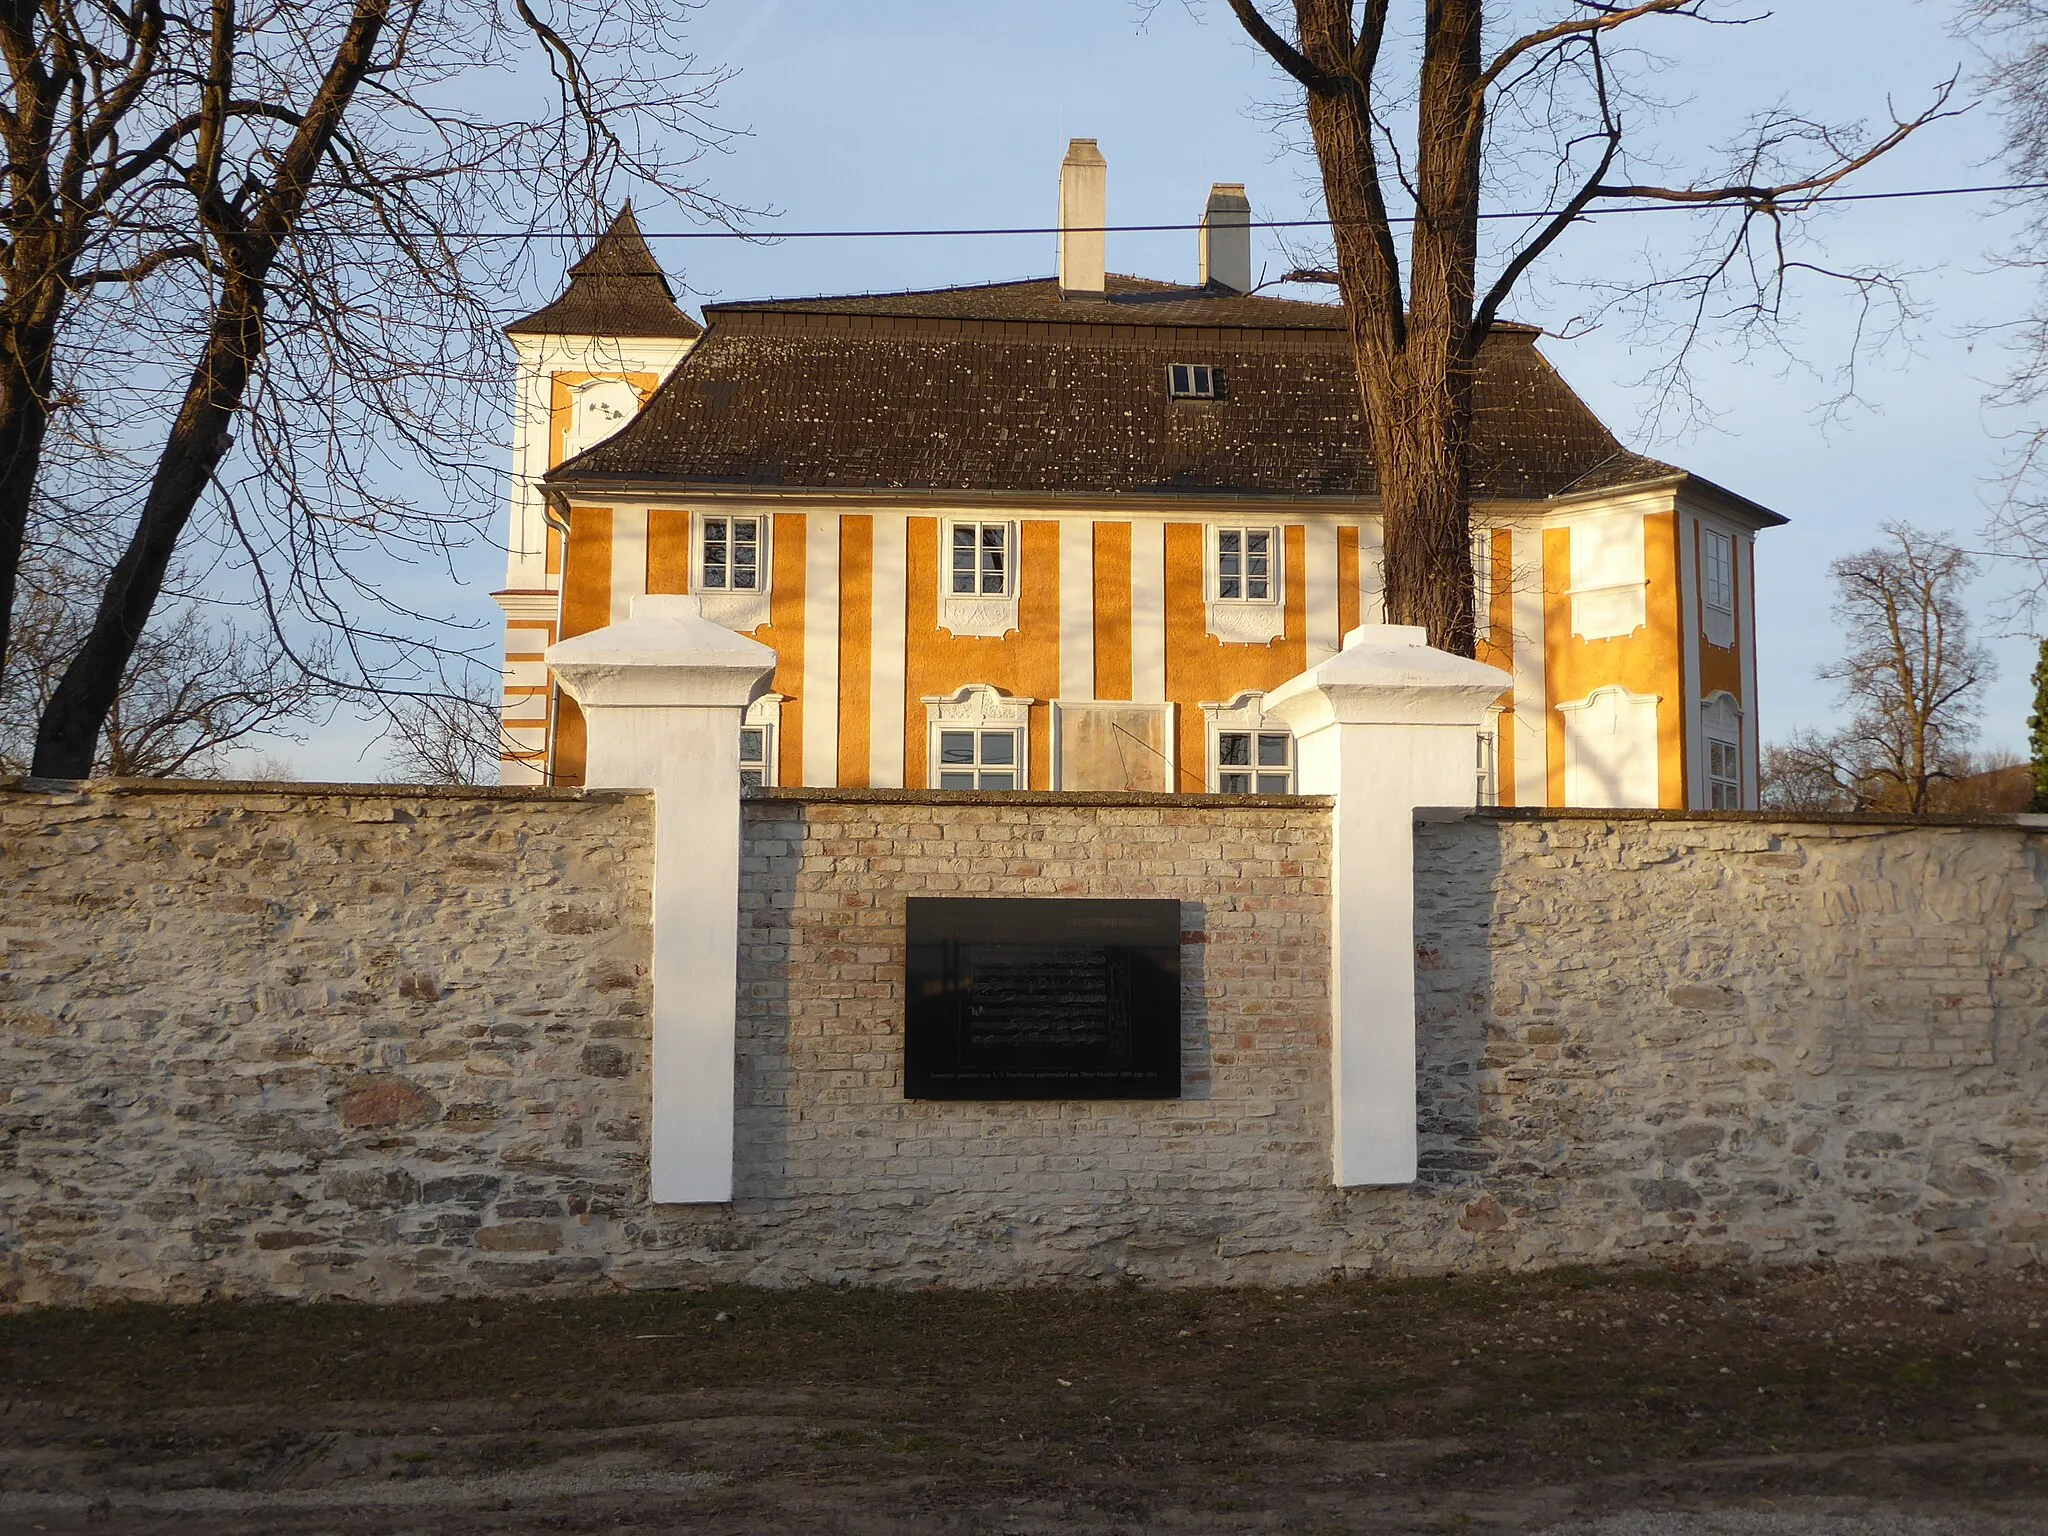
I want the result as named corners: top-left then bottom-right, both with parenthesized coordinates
top-left (494, 141), bottom-right (1778, 809)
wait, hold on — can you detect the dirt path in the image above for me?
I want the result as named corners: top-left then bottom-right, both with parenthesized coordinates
top-left (3, 1262), bottom-right (2045, 1533)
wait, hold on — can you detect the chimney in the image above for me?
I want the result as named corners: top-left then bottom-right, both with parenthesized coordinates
top-left (1200, 183), bottom-right (1252, 293)
top-left (1057, 138), bottom-right (1107, 297)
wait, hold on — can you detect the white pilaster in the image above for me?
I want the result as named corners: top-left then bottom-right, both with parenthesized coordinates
top-left (1306, 520), bottom-right (1340, 665)
top-left (869, 512), bottom-right (908, 788)
top-left (610, 505), bottom-right (649, 625)
top-left (1359, 518), bottom-right (1386, 623)
top-left (546, 595), bottom-right (777, 1205)
top-left (1059, 517), bottom-right (1095, 703)
top-left (1131, 519), bottom-right (1167, 703)
top-left (1509, 522), bottom-right (1548, 808)
top-left (802, 512), bottom-right (841, 786)
top-left (1264, 625), bottom-right (1511, 1188)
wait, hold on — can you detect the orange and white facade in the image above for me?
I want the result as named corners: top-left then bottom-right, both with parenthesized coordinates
top-left (495, 151), bottom-right (1777, 810)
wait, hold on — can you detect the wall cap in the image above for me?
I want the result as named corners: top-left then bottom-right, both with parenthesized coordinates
top-left (1, 776), bottom-right (644, 803)
top-left (747, 786), bottom-right (1334, 810)
top-left (548, 593), bottom-right (776, 710)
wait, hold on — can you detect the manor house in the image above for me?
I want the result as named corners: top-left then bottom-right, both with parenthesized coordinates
top-left (493, 141), bottom-right (1776, 809)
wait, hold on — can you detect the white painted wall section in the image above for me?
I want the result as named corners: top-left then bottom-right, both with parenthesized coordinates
top-left (1305, 521), bottom-right (1340, 665)
top-left (1264, 625), bottom-right (1510, 1187)
top-left (802, 513), bottom-right (841, 786)
top-left (1131, 520), bottom-right (1167, 702)
top-left (869, 513), bottom-right (908, 788)
top-left (1509, 522), bottom-right (1548, 808)
top-left (1059, 517), bottom-right (1095, 703)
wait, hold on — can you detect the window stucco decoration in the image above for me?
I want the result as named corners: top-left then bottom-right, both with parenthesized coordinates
top-left (1205, 525), bottom-right (1286, 645)
top-left (693, 511), bottom-right (772, 633)
top-left (1559, 685), bottom-right (1661, 808)
top-left (938, 519), bottom-right (1021, 639)
top-left (560, 376), bottom-right (641, 462)
top-left (923, 684), bottom-right (1035, 789)
top-left (1566, 511), bottom-right (1648, 641)
top-left (1055, 700), bottom-right (1174, 791)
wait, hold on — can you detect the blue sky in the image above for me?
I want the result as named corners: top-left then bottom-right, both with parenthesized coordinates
top-left (275, 0), bottom-right (2038, 777)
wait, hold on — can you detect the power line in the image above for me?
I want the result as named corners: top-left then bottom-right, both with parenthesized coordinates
top-left (513, 178), bottom-right (2048, 242)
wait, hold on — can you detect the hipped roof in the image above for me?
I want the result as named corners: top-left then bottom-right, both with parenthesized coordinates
top-left (547, 273), bottom-right (1777, 517)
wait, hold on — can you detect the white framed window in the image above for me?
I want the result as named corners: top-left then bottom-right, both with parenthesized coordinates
top-left (1477, 718), bottom-right (1501, 807)
top-left (1703, 527), bottom-right (1735, 613)
top-left (1203, 691), bottom-right (1294, 794)
top-left (740, 726), bottom-right (771, 788)
top-left (692, 511), bottom-right (772, 633)
top-left (1702, 691), bottom-right (1745, 810)
top-left (700, 515), bottom-right (763, 592)
top-left (1168, 362), bottom-right (1219, 399)
top-left (938, 520), bottom-right (1021, 639)
top-left (739, 693), bottom-right (784, 789)
top-left (950, 521), bottom-right (1012, 597)
top-left (1216, 729), bottom-right (1293, 794)
top-left (1700, 524), bottom-right (1737, 649)
top-left (1707, 737), bottom-right (1741, 810)
top-left (935, 727), bottom-right (1022, 790)
top-left (1213, 527), bottom-right (1275, 603)
top-left (924, 684), bottom-right (1033, 791)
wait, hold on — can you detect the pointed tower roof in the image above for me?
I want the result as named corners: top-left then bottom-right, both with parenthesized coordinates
top-left (505, 204), bottom-right (702, 340)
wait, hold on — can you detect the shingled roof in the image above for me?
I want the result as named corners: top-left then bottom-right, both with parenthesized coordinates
top-left (505, 204), bottom-right (702, 341)
top-left (548, 274), bottom-right (1722, 506)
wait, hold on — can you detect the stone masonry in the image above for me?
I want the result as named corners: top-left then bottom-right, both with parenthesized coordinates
top-left (3, 781), bottom-right (2044, 1304)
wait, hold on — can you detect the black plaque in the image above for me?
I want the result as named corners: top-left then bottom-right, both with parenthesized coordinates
top-left (905, 898), bottom-right (1181, 1099)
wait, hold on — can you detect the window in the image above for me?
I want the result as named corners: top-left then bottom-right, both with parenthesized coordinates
top-left (936, 728), bottom-right (1021, 790)
top-left (1476, 728), bottom-right (1499, 808)
top-left (1216, 729), bottom-right (1293, 794)
top-left (1707, 737), bottom-right (1741, 810)
top-left (740, 725), bottom-right (771, 789)
top-left (701, 516), bottom-right (761, 591)
top-left (950, 522), bottom-right (1011, 597)
top-left (1215, 527), bottom-right (1273, 602)
top-left (1703, 528), bottom-right (1735, 613)
top-left (1168, 362), bottom-right (1219, 399)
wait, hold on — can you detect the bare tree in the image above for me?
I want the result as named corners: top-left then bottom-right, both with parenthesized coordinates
top-left (1, 554), bottom-right (327, 777)
top-left (1, 0), bottom-right (742, 779)
top-left (1961, 1), bottom-right (2048, 588)
top-left (1763, 524), bottom-right (1991, 815)
top-left (1202, 2), bottom-right (1953, 654)
top-left (380, 681), bottom-right (506, 786)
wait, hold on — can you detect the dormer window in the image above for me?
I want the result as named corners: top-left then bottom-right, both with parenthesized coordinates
top-left (1168, 362), bottom-right (1219, 399)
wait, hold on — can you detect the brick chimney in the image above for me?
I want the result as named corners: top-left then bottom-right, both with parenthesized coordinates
top-left (1200, 183), bottom-right (1252, 293)
top-left (1058, 138), bottom-right (1107, 297)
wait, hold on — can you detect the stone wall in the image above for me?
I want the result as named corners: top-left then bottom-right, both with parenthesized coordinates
top-left (1, 783), bottom-right (657, 1306)
top-left (4, 783), bottom-right (2045, 1304)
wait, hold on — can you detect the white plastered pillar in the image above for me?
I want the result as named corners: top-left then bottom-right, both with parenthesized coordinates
top-left (1263, 624), bottom-right (1511, 1187)
top-left (546, 594), bottom-right (777, 1204)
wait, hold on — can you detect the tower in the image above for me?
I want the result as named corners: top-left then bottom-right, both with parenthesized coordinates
top-left (493, 205), bottom-right (700, 783)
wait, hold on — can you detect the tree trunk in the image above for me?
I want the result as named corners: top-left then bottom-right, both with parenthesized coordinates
top-left (0, 321), bottom-right (57, 686)
top-left (29, 288), bottom-right (257, 777)
top-left (1294, 0), bottom-right (1482, 657)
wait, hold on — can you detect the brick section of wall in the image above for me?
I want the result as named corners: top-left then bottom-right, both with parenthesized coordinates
top-left (5, 785), bottom-right (2045, 1304)
top-left (645, 796), bottom-right (1338, 1286)
top-left (1, 785), bottom-right (656, 1306)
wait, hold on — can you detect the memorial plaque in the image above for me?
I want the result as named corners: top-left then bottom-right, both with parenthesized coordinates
top-left (904, 898), bottom-right (1181, 1099)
